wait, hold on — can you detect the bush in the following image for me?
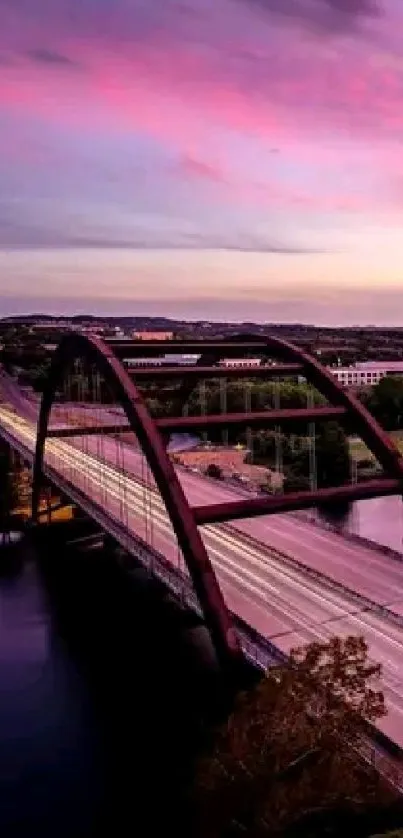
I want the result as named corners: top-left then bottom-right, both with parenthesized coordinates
top-left (205, 463), bottom-right (223, 480)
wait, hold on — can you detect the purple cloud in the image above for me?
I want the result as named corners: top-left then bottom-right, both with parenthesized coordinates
top-left (241, 0), bottom-right (382, 31)
top-left (26, 48), bottom-right (80, 67)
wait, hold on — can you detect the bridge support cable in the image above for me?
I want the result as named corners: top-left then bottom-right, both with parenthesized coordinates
top-left (199, 379), bottom-right (208, 444)
top-left (120, 438), bottom-right (129, 533)
top-left (84, 373), bottom-right (92, 495)
top-left (66, 368), bottom-right (74, 485)
top-left (307, 385), bottom-right (317, 494)
top-left (349, 454), bottom-right (359, 534)
top-left (94, 369), bottom-right (101, 506)
top-left (80, 361), bottom-right (88, 494)
top-left (244, 381), bottom-right (253, 464)
top-left (97, 371), bottom-right (108, 511)
top-left (115, 430), bottom-right (123, 524)
top-left (77, 359), bottom-right (86, 494)
top-left (147, 461), bottom-right (154, 551)
top-left (141, 452), bottom-right (149, 546)
top-left (274, 376), bottom-right (283, 482)
top-left (220, 377), bottom-right (228, 447)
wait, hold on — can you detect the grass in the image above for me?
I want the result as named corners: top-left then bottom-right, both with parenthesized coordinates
top-left (349, 430), bottom-right (403, 462)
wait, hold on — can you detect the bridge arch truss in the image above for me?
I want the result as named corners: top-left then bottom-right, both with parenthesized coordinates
top-left (32, 332), bottom-right (403, 671)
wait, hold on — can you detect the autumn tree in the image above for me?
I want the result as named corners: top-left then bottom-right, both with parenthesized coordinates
top-left (191, 636), bottom-right (389, 838)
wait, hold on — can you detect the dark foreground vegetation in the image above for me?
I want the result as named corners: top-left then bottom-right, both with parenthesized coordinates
top-left (190, 636), bottom-right (403, 838)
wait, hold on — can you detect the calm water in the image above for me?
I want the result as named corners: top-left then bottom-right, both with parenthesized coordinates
top-left (346, 495), bottom-right (403, 553)
top-left (0, 535), bottom-right (223, 837)
top-left (0, 544), bottom-right (100, 836)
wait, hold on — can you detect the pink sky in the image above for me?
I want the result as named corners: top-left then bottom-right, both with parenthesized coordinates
top-left (1, 0), bottom-right (403, 323)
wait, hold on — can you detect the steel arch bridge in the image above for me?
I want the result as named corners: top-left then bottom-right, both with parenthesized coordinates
top-left (31, 332), bottom-right (403, 673)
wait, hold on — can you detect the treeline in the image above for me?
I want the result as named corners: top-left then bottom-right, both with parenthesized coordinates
top-left (360, 376), bottom-right (403, 432)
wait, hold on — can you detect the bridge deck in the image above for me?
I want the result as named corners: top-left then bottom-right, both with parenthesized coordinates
top-left (1, 404), bottom-right (403, 748)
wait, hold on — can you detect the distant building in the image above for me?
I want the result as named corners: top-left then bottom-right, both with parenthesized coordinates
top-left (125, 353), bottom-right (199, 368)
top-left (124, 357), bottom-right (164, 368)
top-left (132, 330), bottom-right (174, 341)
top-left (31, 321), bottom-right (73, 331)
top-left (219, 358), bottom-right (262, 369)
top-left (328, 361), bottom-right (403, 388)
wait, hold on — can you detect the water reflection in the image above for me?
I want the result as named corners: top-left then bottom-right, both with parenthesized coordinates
top-left (0, 544), bottom-right (100, 837)
top-left (347, 495), bottom-right (403, 553)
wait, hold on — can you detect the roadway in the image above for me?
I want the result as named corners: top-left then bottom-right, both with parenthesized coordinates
top-left (1, 405), bottom-right (403, 744)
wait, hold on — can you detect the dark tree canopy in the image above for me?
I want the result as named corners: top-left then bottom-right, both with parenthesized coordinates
top-left (364, 377), bottom-right (403, 431)
top-left (205, 463), bottom-right (223, 480)
top-left (191, 636), bottom-right (391, 838)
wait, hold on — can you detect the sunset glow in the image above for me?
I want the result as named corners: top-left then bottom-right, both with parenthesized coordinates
top-left (1, 0), bottom-right (403, 323)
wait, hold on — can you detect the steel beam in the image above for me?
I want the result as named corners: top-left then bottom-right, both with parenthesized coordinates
top-left (193, 478), bottom-right (403, 525)
top-left (129, 363), bottom-right (303, 380)
top-left (107, 339), bottom-right (268, 358)
top-left (47, 423), bottom-right (132, 438)
top-left (156, 405), bottom-right (346, 433)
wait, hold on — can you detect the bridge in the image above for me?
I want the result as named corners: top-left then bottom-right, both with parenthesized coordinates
top-left (1, 332), bottom-right (403, 763)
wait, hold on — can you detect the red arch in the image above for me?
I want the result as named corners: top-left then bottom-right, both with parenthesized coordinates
top-left (172, 332), bottom-right (403, 480)
top-left (31, 333), bottom-right (241, 672)
top-left (263, 334), bottom-right (403, 479)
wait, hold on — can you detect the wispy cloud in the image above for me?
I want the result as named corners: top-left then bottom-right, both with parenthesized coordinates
top-left (0, 210), bottom-right (321, 254)
top-left (180, 155), bottom-right (228, 184)
top-left (26, 48), bottom-right (80, 68)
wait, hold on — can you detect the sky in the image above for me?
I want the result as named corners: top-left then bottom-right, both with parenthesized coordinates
top-left (1, 0), bottom-right (403, 324)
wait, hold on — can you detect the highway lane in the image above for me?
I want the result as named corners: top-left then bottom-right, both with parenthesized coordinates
top-left (10, 387), bottom-right (403, 606)
top-left (4, 399), bottom-right (403, 614)
top-left (3, 379), bottom-right (402, 597)
top-left (72, 429), bottom-right (403, 613)
top-left (1, 407), bottom-right (403, 743)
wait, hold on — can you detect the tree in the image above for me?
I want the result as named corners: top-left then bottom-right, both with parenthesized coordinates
top-left (191, 636), bottom-right (389, 838)
top-left (283, 470), bottom-right (311, 493)
top-left (365, 376), bottom-right (403, 431)
top-left (316, 421), bottom-right (351, 489)
top-left (205, 463), bottom-right (223, 480)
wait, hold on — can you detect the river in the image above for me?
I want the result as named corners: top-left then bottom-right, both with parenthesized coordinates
top-left (343, 495), bottom-right (403, 554)
top-left (0, 540), bottom-right (100, 836)
top-left (310, 495), bottom-right (403, 553)
top-left (0, 534), bottom-right (222, 836)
